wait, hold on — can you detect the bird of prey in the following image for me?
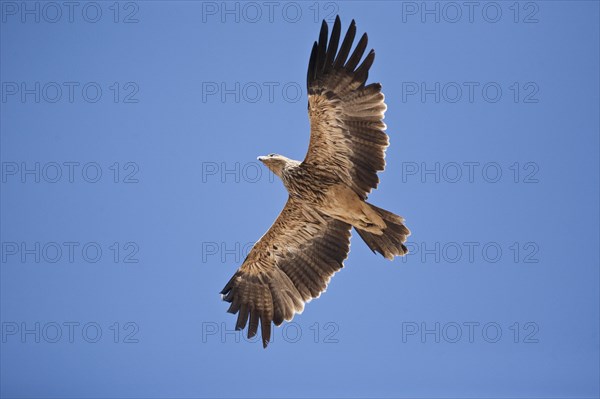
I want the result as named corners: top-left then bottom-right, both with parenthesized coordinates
top-left (221, 16), bottom-right (410, 348)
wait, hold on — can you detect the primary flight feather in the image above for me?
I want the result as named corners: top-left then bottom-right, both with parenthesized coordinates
top-left (221, 16), bottom-right (410, 348)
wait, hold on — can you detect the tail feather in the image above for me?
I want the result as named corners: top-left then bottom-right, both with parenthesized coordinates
top-left (355, 204), bottom-right (410, 260)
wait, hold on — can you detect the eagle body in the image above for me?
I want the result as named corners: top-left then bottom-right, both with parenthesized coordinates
top-left (221, 16), bottom-right (411, 348)
top-left (281, 161), bottom-right (338, 202)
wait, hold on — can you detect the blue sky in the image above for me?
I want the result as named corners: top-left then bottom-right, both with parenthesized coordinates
top-left (1, 1), bottom-right (599, 398)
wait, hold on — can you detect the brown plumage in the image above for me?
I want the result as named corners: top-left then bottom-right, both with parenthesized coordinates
top-left (221, 16), bottom-right (410, 348)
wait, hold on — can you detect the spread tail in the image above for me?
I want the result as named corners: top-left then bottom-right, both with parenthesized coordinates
top-left (355, 204), bottom-right (410, 260)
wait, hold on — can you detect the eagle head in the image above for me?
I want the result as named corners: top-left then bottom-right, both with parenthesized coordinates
top-left (257, 153), bottom-right (293, 178)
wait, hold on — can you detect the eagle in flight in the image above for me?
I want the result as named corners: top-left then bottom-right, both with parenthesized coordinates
top-left (221, 16), bottom-right (410, 348)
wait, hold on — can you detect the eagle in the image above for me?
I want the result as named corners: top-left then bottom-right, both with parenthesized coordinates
top-left (221, 16), bottom-right (410, 348)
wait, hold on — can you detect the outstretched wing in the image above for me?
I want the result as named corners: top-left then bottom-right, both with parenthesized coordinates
top-left (221, 197), bottom-right (351, 348)
top-left (305, 16), bottom-right (389, 200)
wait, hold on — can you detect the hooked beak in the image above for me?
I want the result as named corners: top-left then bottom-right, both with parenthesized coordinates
top-left (257, 156), bottom-right (267, 163)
